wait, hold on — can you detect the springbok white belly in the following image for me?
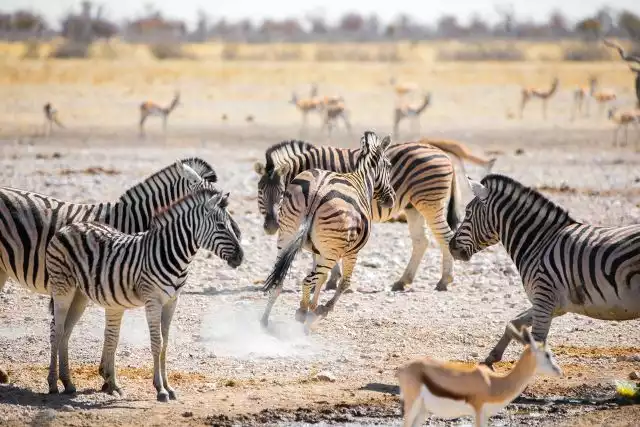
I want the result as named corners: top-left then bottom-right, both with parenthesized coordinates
top-left (421, 385), bottom-right (508, 419)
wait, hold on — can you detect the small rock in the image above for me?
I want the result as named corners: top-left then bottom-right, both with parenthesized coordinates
top-left (120, 349), bottom-right (131, 357)
top-left (60, 405), bottom-right (75, 412)
top-left (313, 371), bottom-right (336, 382)
top-left (182, 411), bottom-right (194, 418)
top-left (629, 371), bottom-right (640, 380)
top-left (361, 261), bottom-right (380, 269)
top-left (470, 351), bottom-right (479, 357)
top-left (515, 148), bottom-right (525, 156)
top-left (481, 296), bottom-right (489, 302)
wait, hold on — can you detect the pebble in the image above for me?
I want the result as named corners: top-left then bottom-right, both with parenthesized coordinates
top-left (313, 371), bottom-right (336, 382)
top-left (470, 351), bottom-right (479, 357)
top-left (60, 405), bottom-right (75, 412)
top-left (629, 371), bottom-right (640, 380)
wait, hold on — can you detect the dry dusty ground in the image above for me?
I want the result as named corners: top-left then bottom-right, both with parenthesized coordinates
top-left (0, 60), bottom-right (639, 426)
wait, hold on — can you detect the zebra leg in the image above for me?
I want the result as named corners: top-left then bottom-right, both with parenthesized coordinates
top-left (160, 297), bottom-right (178, 400)
top-left (392, 208), bottom-right (428, 292)
top-left (48, 292), bottom-right (74, 394)
top-left (316, 254), bottom-right (356, 319)
top-left (324, 259), bottom-right (342, 291)
top-left (484, 308), bottom-right (533, 368)
top-left (145, 299), bottom-right (170, 402)
top-left (99, 309), bottom-right (124, 396)
top-left (0, 270), bottom-right (7, 293)
top-left (428, 208), bottom-right (455, 292)
top-left (261, 283), bottom-right (283, 328)
top-left (58, 291), bottom-right (89, 394)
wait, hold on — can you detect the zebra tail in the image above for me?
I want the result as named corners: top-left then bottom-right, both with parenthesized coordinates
top-left (262, 219), bottom-right (311, 293)
top-left (447, 167), bottom-right (461, 232)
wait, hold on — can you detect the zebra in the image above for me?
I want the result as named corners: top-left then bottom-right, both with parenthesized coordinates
top-left (0, 157), bottom-right (236, 385)
top-left (448, 174), bottom-right (640, 368)
top-left (46, 188), bottom-right (243, 401)
top-left (260, 131), bottom-right (395, 328)
top-left (254, 138), bottom-right (460, 293)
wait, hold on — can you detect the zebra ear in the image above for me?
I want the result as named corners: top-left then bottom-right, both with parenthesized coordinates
top-left (380, 135), bottom-right (392, 151)
top-left (468, 178), bottom-right (489, 202)
top-left (254, 162), bottom-right (266, 176)
top-left (177, 161), bottom-right (203, 185)
top-left (275, 163), bottom-right (289, 176)
top-left (204, 192), bottom-right (229, 213)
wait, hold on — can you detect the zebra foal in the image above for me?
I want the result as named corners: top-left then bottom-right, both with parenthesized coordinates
top-left (261, 131), bottom-right (395, 328)
top-left (449, 174), bottom-right (640, 368)
top-left (254, 138), bottom-right (460, 292)
top-left (46, 188), bottom-right (243, 401)
top-left (0, 158), bottom-right (237, 385)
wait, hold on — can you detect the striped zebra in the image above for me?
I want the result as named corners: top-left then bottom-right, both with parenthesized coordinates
top-left (254, 138), bottom-right (460, 292)
top-left (46, 188), bottom-right (243, 401)
top-left (448, 174), bottom-right (640, 368)
top-left (0, 157), bottom-right (234, 384)
top-left (261, 131), bottom-right (395, 328)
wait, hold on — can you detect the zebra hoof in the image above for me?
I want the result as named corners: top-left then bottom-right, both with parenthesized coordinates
top-left (157, 390), bottom-right (170, 402)
top-left (0, 368), bottom-right (9, 384)
top-left (391, 281), bottom-right (407, 292)
top-left (48, 386), bottom-right (59, 394)
top-left (167, 388), bottom-right (178, 400)
top-left (294, 308), bottom-right (307, 323)
top-left (63, 385), bottom-right (77, 395)
top-left (324, 281), bottom-right (338, 291)
top-left (480, 359), bottom-right (496, 371)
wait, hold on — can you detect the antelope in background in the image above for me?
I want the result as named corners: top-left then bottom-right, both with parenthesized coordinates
top-left (423, 139), bottom-right (496, 176)
top-left (139, 91), bottom-right (180, 137)
top-left (321, 100), bottom-right (352, 139)
top-left (43, 103), bottom-right (64, 137)
top-left (397, 325), bottom-right (562, 427)
top-left (290, 91), bottom-right (324, 135)
top-left (608, 106), bottom-right (640, 150)
top-left (519, 77), bottom-right (559, 119)
top-left (604, 39), bottom-right (640, 109)
top-left (571, 77), bottom-right (616, 120)
top-left (393, 92), bottom-right (432, 137)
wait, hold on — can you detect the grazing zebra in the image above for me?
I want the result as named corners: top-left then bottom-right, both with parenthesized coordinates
top-left (254, 138), bottom-right (460, 292)
top-left (260, 131), bottom-right (395, 328)
top-left (448, 174), bottom-right (640, 368)
top-left (46, 188), bottom-right (243, 401)
top-left (0, 157), bottom-right (232, 385)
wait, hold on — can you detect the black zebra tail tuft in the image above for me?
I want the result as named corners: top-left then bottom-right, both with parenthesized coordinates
top-left (447, 168), bottom-right (461, 231)
top-left (262, 219), bottom-right (311, 293)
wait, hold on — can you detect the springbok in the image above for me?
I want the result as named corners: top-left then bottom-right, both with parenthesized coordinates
top-left (519, 78), bottom-right (559, 119)
top-left (43, 103), bottom-right (64, 137)
top-left (397, 325), bottom-right (562, 427)
top-left (608, 106), bottom-right (640, 149)
top-left (139, 91), bottom-right (181, 137)
top-left (321, 101), bottom-right (352, 139)
top-left (390, 77), bottom-right (419, 98)
top-left (393, 93), bottom-right (432, 137)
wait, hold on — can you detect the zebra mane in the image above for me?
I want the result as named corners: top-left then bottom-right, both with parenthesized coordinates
top-left (150, 187), bottom-right (220, 224)
top-left (119, 158), bottom-right (216, 203)
top-left (264, 140), bottom-right (316, 171)
top-left (481, 174), bottom-right (576, 223)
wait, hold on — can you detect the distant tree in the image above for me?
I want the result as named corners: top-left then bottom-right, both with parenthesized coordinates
top-left (575, 18), bottom-right (601, 40)
top-left (468, 14), bottom-right (489, 36)
top-left (618, 10), bottom-right (640, 40)
top-left (437, 15), bottom-right (462, 38)
top-left (305, 9), bottom-right (328, 34)
top-left (547, 10), bottom-right (569, 37)
top-left (339, 12), bottom-right (365, 33)
top-left (494, 3), bottom-right (515, 35)
top-left (365, 14), bottom-right (380, 35)
top-left (11, 10), bottom-right (47, 31)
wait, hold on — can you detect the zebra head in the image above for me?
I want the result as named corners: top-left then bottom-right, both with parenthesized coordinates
top-left (358, 131), bottom-right (396, 208)
top-left (254, 161), bottom-right (289, 235)
top-left (448, 178), bottom-right (499, 261)
top-left (199, 192), bottom-right (244, 268)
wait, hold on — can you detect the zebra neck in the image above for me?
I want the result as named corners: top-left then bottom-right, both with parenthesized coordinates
top-left (143, 212), bottom-right (200, 285)
top-left (496, 201), bottom-right (574, 271)
top-left (88, 202), bottom-right (127, 229)
top-left (352, 167), bottom-right (376, 204)
top-left (118, 180), bottom-right (192, 233)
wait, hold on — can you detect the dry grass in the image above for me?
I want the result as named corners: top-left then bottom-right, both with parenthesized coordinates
top-left (0, 39), bottom-right (634, 63)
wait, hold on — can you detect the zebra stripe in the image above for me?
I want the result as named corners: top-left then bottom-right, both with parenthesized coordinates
top-left (260, 131), bottom-right (395, 328)
top-left (254, 138), bottom-right (459, 292)
top-left (46, 188), bottom-right (243, 401)
top-left (448, 174), bottom-right (640, 367)
top-left (0, 157), bottom-right (222, 295)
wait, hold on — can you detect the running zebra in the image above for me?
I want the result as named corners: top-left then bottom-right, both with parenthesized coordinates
top-left (261, 131), bottom-right (395, 328)
top-left (46, 188), bottom-right (243, 401)
top-left (448, 174), bottom-right (640, 368)
top-left (0, 158), bottom-right (235, 384)
top-left (254, 138), bottom-right (460, 292)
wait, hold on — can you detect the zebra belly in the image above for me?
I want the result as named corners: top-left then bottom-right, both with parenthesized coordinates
top-left (565, 302), bottom-right (640, 320)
